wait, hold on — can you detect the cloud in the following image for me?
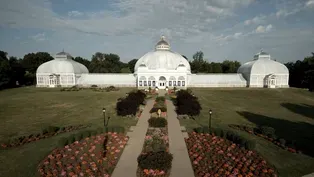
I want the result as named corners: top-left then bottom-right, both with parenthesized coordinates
top-left (255, 24), bottom-right (273, 33)
top-left (68, 11), bottom-right (83, 17)
top-left (244, 15), bottom-right (266, 25)
top-left (0, 0), bottom-right (255, 39)
top-left (30, 33), bottom-right (46, 41)
top-left (306, 0), bottom-right (314, 8)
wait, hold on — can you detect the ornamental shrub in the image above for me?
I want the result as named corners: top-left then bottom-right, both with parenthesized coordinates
top-left (58, 137), bottom-right (69, 147)
top-left (245, 140), bottom-right (256, 150)
top-left (155, 96), bottom-right (166, 103)
top-left (137, 151), bottom-right (173, 171)
top-left (175, 90), bottom-right (201, 116)
top-left (260, 126), bottom-right (276, 137)
top-left (148, 117), bottom-right (167, 127)
top-left (279, 138), bottom-right (286, 146)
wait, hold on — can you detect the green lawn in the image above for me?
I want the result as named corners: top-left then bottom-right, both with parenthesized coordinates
top-left (180, 88), bottom-right (314, 177)
top-left (0, 86), bottom-right (137, 177)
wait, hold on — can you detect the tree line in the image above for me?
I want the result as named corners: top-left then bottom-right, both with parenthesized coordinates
top-left (0, 50), bottom-right (313, 91)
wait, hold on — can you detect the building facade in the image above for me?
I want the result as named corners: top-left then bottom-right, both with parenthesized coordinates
top-left (36, 36), bottom-right (289, 89)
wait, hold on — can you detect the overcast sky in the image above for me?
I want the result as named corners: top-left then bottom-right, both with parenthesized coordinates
top-left (0, 0), bottom-right (313, 64)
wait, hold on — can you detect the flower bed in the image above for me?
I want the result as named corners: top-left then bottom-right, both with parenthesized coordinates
top-left (186, 132), bottom-right (278, 177)
top-left (37, 132), bottom-right (128, 177)
top-left (1, 125), bottom-right (89, 149)
top-left (137, 97), bottom-right (173, 177)
top-left (229, 124), bottom-right (299, 154)
top-left (137, 128), bottom-right (172, 177)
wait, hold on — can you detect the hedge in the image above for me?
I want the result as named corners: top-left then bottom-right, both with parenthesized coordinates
top-left (192, 126), bottom-right (256, 150)
top-left (58, 126), bottom-right (125, 148)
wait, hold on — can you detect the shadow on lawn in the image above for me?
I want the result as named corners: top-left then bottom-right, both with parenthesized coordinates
top-left (281, 103), bottom-right (314, 119)
top-left (237, 111), bottom-right (314, 157)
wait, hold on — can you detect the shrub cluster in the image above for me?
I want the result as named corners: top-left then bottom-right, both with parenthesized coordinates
top-left (148, 117), bottom-right (167, 127)
top-left (1, 125), bottom-right (89, 149)
top-left (193, 126), bottom-right (256, 150)
top-left (175, 90), bottom-right (201, 116)
top-left (91, 85), bottom-right (120, 92)
top-left (229, 124), bottom-right (308, 155)
top-left (150, 96), bottom-right (167, 113)
top-left (60, 86), bottom-right (81, 91)
top-left (116, 90), bottom-right (146, 116)
top-left (58, 126), bottom-right (125, 147)
top-left (137, 151), bottom-right (173, 171)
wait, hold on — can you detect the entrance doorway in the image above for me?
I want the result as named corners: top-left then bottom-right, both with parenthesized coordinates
top-left (158, 76), bottom-right (167, 89)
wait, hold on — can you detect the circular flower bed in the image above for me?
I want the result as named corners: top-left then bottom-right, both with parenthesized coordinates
top-left (229, 124), bottom-right (299, 154)
top-left (38, 132), bottom-right (128, 177)
top-left (186, 132), bottom-right (278, 177)
top-left (1, 125), bottom-right (89, 149)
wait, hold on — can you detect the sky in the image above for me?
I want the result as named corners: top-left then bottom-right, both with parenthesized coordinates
top-left (0, 0), bottom-right (314, 64)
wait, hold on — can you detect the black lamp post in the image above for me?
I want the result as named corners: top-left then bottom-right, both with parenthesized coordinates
top-left (103, 108), bottom-right (106, 127)
top-left (209, 109), bottom-right (212, 129)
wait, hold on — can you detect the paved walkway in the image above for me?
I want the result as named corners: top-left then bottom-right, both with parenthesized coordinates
top-left (303, 173), bottom-right (314, 177)
top-left (167, 100), bottom-right (195, 177)
top-left (111, 100), bottom-right (154, 177)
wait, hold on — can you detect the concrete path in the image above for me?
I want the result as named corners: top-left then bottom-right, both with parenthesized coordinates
top-left (111, 100), bottom-right (154, 177)
top-left (303, 173), bottom-right (314, 177)
top-left (167, 100), bottom-right (195, 177)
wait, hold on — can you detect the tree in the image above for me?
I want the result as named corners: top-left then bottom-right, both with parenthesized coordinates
top-left (22, 52), bottom-right (53, 74)
top-left (89, 52), bottom-right (123, 73)
top-left (221, 60), bottom-right (241, 73)
top-left (191, 51), bottom-right (205, 73)
top-left (8, 57), bottom-right (25, 86)
top-left (128, 59), bottom-right (138, 73)
top-left (120, 67), bottom-right (132, 73)
top-left (0, 51), bottom-right (11, 89)
top-left (73, 56), bottom-right (91, 69)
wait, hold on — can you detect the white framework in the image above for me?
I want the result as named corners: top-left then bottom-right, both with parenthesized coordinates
top-left (36, 38), bottom-right (289, 89)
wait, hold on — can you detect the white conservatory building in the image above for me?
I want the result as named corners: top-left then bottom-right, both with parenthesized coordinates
top-left (36, 36), bottom-right (289, 89)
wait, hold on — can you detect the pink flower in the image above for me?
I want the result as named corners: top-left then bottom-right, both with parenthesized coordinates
top-left (80, 172), bottom-right (84, 176)
top-left (115, 149), bottom-right (120, 153)
top-left (61, 171), bottom-right (66, 176)
top-left (91, 153), bottom-right (95, 157)
top-left (65, 145), bottom-right (69, 149)
top-left (193, 160), bottom-right (198, 164)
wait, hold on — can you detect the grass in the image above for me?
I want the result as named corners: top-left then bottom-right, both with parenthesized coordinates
top-left (0, 86), bottom-right (138, 177)
top-left (179, 87), bottom-right (314, 177)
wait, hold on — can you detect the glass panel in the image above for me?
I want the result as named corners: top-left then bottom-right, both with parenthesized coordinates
top-left (152, 81), bottom-right (155, 86)
top-left (144, 81), bottom-right (147, 86)
top-left (148, 81), bottom-right (151, 86)
top-left (139, 81), bottom-right (142, 86)
top-left (182, 81), bottom-right (185, 86)
top-left (169, 81), bottom-right (172, 86)
top-left (178, 81), bottom-right (181, 86)
top-left (173, 81), bottom-right (176, 86)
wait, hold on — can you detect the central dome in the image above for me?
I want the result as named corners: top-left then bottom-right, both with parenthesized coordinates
top-left (134, 36), bottom-right (191, 73)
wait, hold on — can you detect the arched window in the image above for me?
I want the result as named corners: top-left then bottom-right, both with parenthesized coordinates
top-left (178, 76), bottom-right (185, 87)
top-left (169, 76), bottom-right (176, 87)
top-left (148, 76), bottom-right (155, 87)
top-left (139, 76), bottom-right (146, 87)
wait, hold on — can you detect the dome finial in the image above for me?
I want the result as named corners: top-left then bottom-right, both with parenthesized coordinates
top-left (62, 48), bottom-right (64, 52)
top-left (161, 35), bottom-right (166, 41)
top-left (261, 48), bottom-right (263, 53)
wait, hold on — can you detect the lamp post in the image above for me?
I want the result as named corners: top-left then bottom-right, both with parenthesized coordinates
top-left (103, 108), bottom-right (106, 127)
top-left (209, 109), bottom-right (212, 129)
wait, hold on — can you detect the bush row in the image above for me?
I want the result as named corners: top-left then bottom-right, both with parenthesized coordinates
top-left (229, 124), bottom-right (307, 155)
top-left (193, 126), bottom-right (256, 150)
top-left (58, 126), bottom-right (125, 148)
top-left (116, 90), bottom-right (146, 116)
top-left (150, 96), bottom-right (167, 113)
top-left (1, 125), bottom-right (89, 149)
top-left (148, 117), bottom-right (168, 127)
top-left (174, 90), bottom-right (202, 116)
